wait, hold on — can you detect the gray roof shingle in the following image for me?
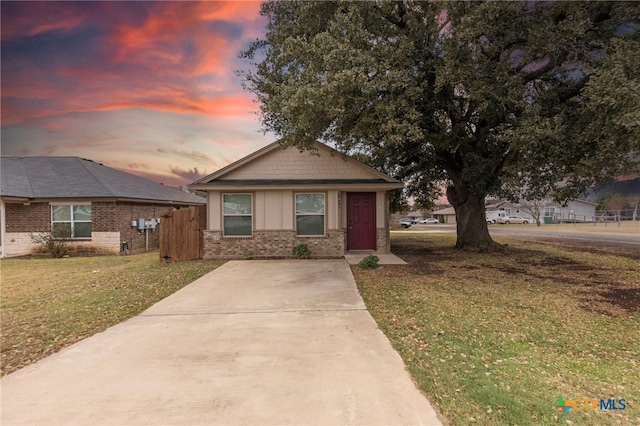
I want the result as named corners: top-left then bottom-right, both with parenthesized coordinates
top-left (1, 157), bottom-right (205, 204)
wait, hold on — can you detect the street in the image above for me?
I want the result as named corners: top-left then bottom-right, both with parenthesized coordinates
top-left (396, 222), bottom-right (640, 248)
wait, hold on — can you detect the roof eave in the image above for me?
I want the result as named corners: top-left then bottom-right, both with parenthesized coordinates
top-left (190, 182), bottom-right (404, 191)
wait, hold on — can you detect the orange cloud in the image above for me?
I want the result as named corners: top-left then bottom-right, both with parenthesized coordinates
top-left (2, 1), bottom-right (266, 129)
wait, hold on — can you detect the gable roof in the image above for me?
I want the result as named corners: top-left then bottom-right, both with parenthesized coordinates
top-left (191, 141), bottom-right (403, 191)
top-left (1, 156), bottom-right (205, 205)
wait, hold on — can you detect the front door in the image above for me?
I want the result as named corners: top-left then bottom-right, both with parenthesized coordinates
top-left (347, 192), bottom-right (376, 250)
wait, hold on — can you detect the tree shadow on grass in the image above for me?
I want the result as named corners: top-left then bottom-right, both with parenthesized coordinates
top-left (390, 236), bottom-right (639, 315)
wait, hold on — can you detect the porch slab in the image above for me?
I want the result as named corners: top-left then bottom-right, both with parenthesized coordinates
top-left (344, 253), bottom-right (407, 265)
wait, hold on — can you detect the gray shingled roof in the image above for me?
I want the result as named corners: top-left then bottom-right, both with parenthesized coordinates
top-left (1, 157), bottom-right (205, 205)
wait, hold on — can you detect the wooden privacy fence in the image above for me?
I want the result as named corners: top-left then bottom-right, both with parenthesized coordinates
top-left (159, 205), bottom-right (205, 263)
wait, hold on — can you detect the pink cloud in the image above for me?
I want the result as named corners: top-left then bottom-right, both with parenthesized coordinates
top-left (1, 1), bottom-right (87, 39)
top-left (2, 1), bottom-right (265, 127)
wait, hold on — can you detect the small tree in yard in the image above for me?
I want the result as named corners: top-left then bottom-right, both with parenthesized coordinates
top-left (241, 1), bottom-right (640, 251)
top-left (31, 232), bottom-right (67, 258)
top-left (519, 198), bottom-right (553, 226)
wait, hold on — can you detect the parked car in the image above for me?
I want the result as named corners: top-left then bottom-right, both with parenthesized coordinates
top-left (417, 218), bottom-right (439, 224)
top-left (486, 211), bottom-right (507, 224)
top-left (497, 216), bottom-right (529, 224)
top-left (399, 218), bottom-right (413, 228)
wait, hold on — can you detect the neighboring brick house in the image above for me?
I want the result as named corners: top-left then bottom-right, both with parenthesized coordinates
top-left (0, 157), bottom-right (205, 257)
top-left (190, 141), bottom-right (404, 259)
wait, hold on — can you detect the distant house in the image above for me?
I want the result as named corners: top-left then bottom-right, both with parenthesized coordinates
top-left (432, 206), bottom-right (457, 224)
top-left (190, 141), bottom-right (403, 259)
top-left (0, 157), bottom-right (205, 258)
top-left (486, 199), bottom-right (597, 223)
top-left (433, 199), bottom-right (597, 225)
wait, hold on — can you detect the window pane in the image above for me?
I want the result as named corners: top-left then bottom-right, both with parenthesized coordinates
top-left (52, 223), bottom-right (71, 238)
top-left (74, 222), bottom-right (92, 238)
top-left (224, 216), bottom-right (252, 236)
top-left (73, 205), bottom-right (91, 221)
top-left (296, 194), bottom-right (325, 215)
top-left (296, 215), bottom-right (324, 235)
top-left (223, 194), bottom-right (252, 215)
top-left (52, 206), bottom-right (71, 221)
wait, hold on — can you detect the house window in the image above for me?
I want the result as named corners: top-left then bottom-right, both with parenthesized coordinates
top-left (296, 193), bottom-right (325, 236)
top-left (51, 205), bottom-right (91, 239)
top-left (223, 194), bottom-right (252, 236)
top-left (544, 207), bottom-right (555, 217)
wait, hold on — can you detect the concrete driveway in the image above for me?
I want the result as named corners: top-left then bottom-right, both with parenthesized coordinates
top-left (1, 260), bottom-right (442, 425)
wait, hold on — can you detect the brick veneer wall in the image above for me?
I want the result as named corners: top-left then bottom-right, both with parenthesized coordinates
top-left (5, 202), bottom-right (50, 232)
top-left (377, 227), bottom-right (390, 253)
top-left (116, 202), bottom-right (177, 255)
top-left (92, 201), bottom-right (118, 232)
top-left (203, 229), bottom-right (345, 259)
top-left (2, 201), bottom-right (199, 257)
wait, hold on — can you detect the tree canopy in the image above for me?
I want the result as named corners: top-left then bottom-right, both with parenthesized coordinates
top-left (241, 0), bottom-right (640, 250)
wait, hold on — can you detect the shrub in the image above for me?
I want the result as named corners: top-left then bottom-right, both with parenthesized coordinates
top-left (292, 243), bottom-right (311, 259)
top-left (358, 254), bottom-right (380, 269)
top-left (30, 232), bottom-right (67, 258)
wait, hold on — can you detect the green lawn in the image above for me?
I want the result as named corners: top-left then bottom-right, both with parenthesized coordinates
top-left (354, 234), bottom-right (639, 426)
top-left (1, 252), bottom-right (224, 376)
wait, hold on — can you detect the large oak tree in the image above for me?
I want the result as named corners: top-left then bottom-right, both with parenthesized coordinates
top-left (241, 1), bottom-right (640, 250)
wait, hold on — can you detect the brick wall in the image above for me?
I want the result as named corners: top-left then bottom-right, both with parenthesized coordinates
top-left (377, 227), bottom-right (390, 253)
top-left (203, 229), bottom-right (345, 259)
top-left (92, 201), bottom-right (118, 232)
top-left (5, 203), bottom-right (50, 232)
top-left (2, 201), bottom-right (199, 257)
top-left (116, 202), bottom-right (167, 255)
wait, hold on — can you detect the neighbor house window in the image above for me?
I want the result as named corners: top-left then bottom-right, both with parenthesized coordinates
top-left (223, 194), bottom-right (252, 236)
top-left (544, 207), bottom-right (555, 217)
top-left (51, 205), bottom-right (91, 239)
top-left (296, 193), bottom-right (325, 236)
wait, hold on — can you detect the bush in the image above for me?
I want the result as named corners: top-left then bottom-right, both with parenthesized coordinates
top-left (30, 232), bottom-right (67, 258)
top-left (292, 243), bottom-right (311, 259)
top-left (358, 254), bottom-right (380, 269)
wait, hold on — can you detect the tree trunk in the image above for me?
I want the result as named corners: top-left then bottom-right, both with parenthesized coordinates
top-left (446, 182), bottom-right (500, 251)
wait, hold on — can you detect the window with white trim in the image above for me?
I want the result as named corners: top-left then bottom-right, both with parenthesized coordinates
top-left (51, 205), bottom-right (92, 239)
top-left (544, 207), bottom-right (555, 217)
top-left (223, 194), bottom-right (252, 236)
top-left (296, 193), bottom-right (325, 236)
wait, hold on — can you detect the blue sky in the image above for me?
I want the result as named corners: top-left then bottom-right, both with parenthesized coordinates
top-left (1, 1), bottom-right (274, 186)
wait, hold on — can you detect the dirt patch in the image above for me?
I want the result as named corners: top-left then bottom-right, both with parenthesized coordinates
top-left (596, 288), bottom-right (640, 313)
top-left (532, 238), bottom-right (640, 260)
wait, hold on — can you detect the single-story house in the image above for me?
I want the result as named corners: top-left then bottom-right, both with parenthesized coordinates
top-left (190, 141), bottom-right (404, 259)
top-left (487, 199), bottom-right (598, 223)
top-left (432, 206), bottom-right (457, 224)
top-left (0, 156), bottom-right (205, 258)
top-left (433, 198), bottom-right (597, 225)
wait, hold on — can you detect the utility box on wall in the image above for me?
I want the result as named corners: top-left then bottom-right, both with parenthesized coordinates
top-left (137, 218), bottom-right (145, 230)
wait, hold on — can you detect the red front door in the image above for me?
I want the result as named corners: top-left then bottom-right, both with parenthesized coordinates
top-left (347, 192), bottom-right (376, 250)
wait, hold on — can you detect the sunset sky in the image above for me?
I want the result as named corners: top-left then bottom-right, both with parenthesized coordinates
top-left (1, 1), bottom-right (274, 186)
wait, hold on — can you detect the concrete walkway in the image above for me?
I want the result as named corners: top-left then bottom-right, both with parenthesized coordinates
top-left (1, 260), bottom-right (441, 425)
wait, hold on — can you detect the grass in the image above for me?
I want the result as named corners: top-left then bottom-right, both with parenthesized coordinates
top-left (1, 252), bottom-right (224, 376)
top-left (353, 234), bottom-right (640, 426)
